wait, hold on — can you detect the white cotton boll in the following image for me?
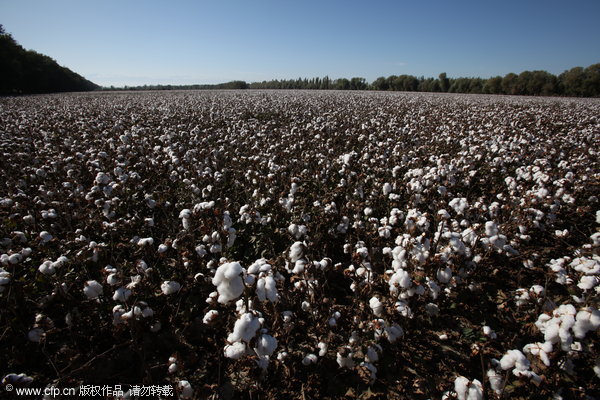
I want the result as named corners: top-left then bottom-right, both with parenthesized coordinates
top-left (39, 231), bottom-right (53, 243)
top-left (38, 261), bottom-right (55, 276)
top-left (437, 267), bottom-right (452, 284)
top-left (302, 353), bottom-right (318, 366)
top-left (224, 342), bottom-right (247, 359)
top-left (195, 244), bottom-right (207, 257)
top-left (365, 346), bottom-right (379, 363)
top-left (385, 323), bottom-right (404, 343)
top-left (178, 380), bottom-right (193, 399)
top-left (454, 376), bottom-right (469, 400)
top-left (289, 242), bottom-right (304, 263)
top-left (337, 350), bottom-right (355, 368)
top-left (437, 209), bottom-right (451, 219)
top-left (161, 281), bottom-right (181, 295)
top-left (482, 326), bottom-right (497, 339)
top-left (264, 276), bottom-right (278, 302)
top-left (83, 280), bottom-right (103, 299)
top-left (485, 221), bottom-right (498, 237)
top-left (301, 301), bottom-right (310, 311)
top-left (137, 237), bottom-right (154, 247)
top-left (573, 308), bottom-right (600, 339)
top-left (364, 207), bottom-right (373, 216)
top-left (158, 244), bottom-right (168, 253)
top-left (382, 182), bottom-right (392, 196)
top-left (113, 287), bottom-right (132, 302)
top-left (544, 322), bottom-right (560, 344)
top-left (255, 334), bottom-right (278, 357)
top-left (8, 254), bottom-right (21, 265)
top-left (203, 310), bottom-right (219, 324)
top-left (292, 259), bottom-right (306, 274)
top-left (500, 349), bottom-right (529, 372)
top-left (389, 269), bottom-right (412, 293)
top-left (467, 379), bottom-right (483, 400)
top-left (317, 341), bottom-right (328, 357)
top-left (227, 313), bottom-right (260, 343)
top-left (256, 277), bottom-right (266, 301)
top-left (487, 369), bottom-right (503, 394)
top-left (212, 262), bottom-right (244, 304)
top-left (578, 276), bottom-right (598, 291)
top-left (288, 223), bottom-right (299, 237)
top-left (369, 296), bottom-right (384, 317)
top-left (95, 172), bottom-right (110, 185)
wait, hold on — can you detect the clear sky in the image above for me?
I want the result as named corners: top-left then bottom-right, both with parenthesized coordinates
top-left (2, 0), bottom-right (599, 87)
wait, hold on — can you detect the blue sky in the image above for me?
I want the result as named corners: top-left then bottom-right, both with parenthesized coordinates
top-left (2, 0), bottom-right (599, 87)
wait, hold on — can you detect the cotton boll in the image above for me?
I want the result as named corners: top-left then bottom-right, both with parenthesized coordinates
top-left (263, 276), bottom-right (278, 302)
top-left (467, 379), bottom-right (483, 400)
top-left (369, 296), bottom-right (384, 317)
top-left (39, 231), bottom-right (53, 243)
top-left (227, 313), bottom-right (260, 343)
top-left (485, 221), bottom-right (498, 237)
top-left (336, 349), bottom-right (355, 368)
top-left (573, 308), bottom-right (600, 339)
top-left (137, 237), bottom-right (154, 247)
top-left (500, 349), bottom-right (530, 372)
top-left (255, 334), bottom-right (278, 358)
top-left (157, 244), bottom-right (169, 253)
top-left (84, 280), bottom-right (103, 299)
top-left (487, 369), bottom-right (503, 395)
top-left (223, 341), bottom-right (246, 360)
top-left (179, 209), bottom-right (192, 230)
top-left (292, 259), bottom-right (306, 274)
top-left (178, 380), bottom-right (193, 399)
top-left (482, 326), bottom-right (497, 339)
top-left (437, 267), bottom-right (452, 284)
top-left (578, 276), bottom-right (598, 291)
top-left (212, 262), bottom-right (244, 304)
top-left (8, 254), bottom-right (22, 265)
top-left (302, 353), bottom-right (318, 366)
top-left (2, 373), bottom-right (34, 386)
top-left (454, 376), bottom-right (469, 400)
top-left (38, 261), bottom-right (55, 276)
top-left (161, 281), bottom-right (181, 295)
top-left (365, 346), bottom-right (379, 363)
top-left (385, 323), bottom-right (404, 343)
top-left (289, 242), bottom-right (305, 263)
top-left (113, 287), bottom-right (132, 302)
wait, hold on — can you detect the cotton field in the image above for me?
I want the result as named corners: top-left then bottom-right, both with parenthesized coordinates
top-left (0, 90), bottom-right (599, 399)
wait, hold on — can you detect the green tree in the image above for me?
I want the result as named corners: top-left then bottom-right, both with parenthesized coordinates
top-left (483, 76), bottom-right (503, 94)
top-left (439, 72), bottom-right (449, 92)
top-left (371, 76), bottom-right (389, 91)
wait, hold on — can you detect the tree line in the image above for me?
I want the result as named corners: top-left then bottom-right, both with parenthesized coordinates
top-left (0, 25), bottom-right (99, 95)
top-left (109, 66), bottom-right (599, 97)
top-left (249, 67), bottom-right (599, 97)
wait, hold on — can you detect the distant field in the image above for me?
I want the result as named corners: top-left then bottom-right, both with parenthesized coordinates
top-left (0, 91), bottom-right (599, 399)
